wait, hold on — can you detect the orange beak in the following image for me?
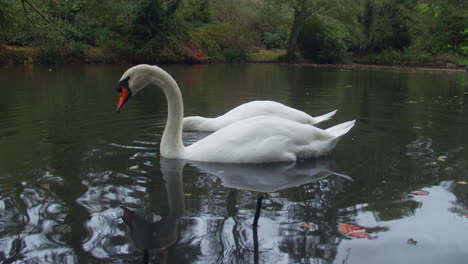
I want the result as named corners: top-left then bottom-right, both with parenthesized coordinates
top-left (116, 86), bottom-right (131, 112)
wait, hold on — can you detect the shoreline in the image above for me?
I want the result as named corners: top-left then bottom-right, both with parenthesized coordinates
top-left (1, 45), bottom-right (466, 72)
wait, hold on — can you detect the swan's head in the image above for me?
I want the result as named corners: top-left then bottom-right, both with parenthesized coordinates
top-left (116, 65), bottom-right (154, 112)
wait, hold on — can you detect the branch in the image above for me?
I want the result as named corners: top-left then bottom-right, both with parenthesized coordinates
top-left (22, 0), bottom-right (70, 40)
top-left (21, 0), bottom-right (35, 26)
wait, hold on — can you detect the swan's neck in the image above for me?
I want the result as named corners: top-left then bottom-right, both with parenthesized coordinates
top-left (149, 69), bottom-right (185, 158)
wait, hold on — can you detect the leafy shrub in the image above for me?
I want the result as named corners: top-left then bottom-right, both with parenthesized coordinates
top-left (223, 48), bottom-right (247, 62)
top-left (263, 31), bottom-right (287, 49)
top-left (190, 23), bottom-right (252, 62)
top-left (180, 0), bottom-right (212, 25)
top-left (298, 16), bottom-right (349, 63)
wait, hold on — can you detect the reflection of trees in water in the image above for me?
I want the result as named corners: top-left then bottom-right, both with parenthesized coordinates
top-left (444, 147), bottom-right (468, 217)
top-left (0, 172), bottom-right (77, 263)
top-left (176, 159), bottom-right (351, 263)
top-left (175, 178), bottom-right (349, 263)
top-left (277, 178), bottom-right (347, 263)
top-left (407, 136), bottom-right (468, 218)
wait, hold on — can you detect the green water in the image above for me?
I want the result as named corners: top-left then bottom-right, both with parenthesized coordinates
top-left (0, 64), bottom-right (467, 263)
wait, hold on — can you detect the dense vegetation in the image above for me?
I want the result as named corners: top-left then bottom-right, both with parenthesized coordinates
top-left (0, 0), bottom-right (467, 66)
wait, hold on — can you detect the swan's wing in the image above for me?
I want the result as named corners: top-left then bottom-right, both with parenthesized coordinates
top-left (185, 116), bottom-right (335, 163)
top-left (218, 101), bottom-right (314, 124)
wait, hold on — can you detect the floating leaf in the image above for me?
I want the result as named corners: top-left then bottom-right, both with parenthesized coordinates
top-left (457, 181), bottom-right (468, 185)
top-left (437, 158), bottom-right (446, 162)
top-left (300, 223), bottom-right (318, 230)
top-left (129, 165), bottom-right (139, 170)
top-left (184, 193), bottom-right (192, 197)
top-left (338, 223), bottom-right (376, 239)
top-left (407, 238), bottom-right (418, 245)
top-left (410, 190), bottom-right (430, 196)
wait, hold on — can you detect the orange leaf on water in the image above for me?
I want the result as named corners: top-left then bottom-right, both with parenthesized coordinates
top-left (410, 190), bottom-right (430, 196)
top-left (338, 223), bottom-right (376, 239)
top-left (300, 223), bottom-right (318, 231)
top-left (457, 181), bottom-right (468, 185)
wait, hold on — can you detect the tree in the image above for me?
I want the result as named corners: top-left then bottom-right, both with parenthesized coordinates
top-left (356, 0), bottom-right (411, 53)
top-left (281, 0), bottom-right (329, 59)
top-left (409, 0), bottom-right (468, 57)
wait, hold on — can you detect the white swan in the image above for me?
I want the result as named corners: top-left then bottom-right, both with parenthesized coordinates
top-left (116, 64), bottom-right (355, 163)
top-left (183, 101), bottom-right (337, 131)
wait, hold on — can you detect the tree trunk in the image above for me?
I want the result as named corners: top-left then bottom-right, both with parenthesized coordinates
top-left (286, 8), bottom-right (307, 59)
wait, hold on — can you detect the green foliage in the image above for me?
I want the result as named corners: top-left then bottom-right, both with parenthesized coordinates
top-left (249, 49), bottom-right (287, 62)
top-left (357, 0), bottom-right (411, 53)
top-left (190, 23), bottom-right (254, 62)
top-left (190, 25), bottom-right (223, 60)
top-left (223, 48), bottom-right (247, 62)
top-left (181, 0), bottom-right (212, 25)
top-left (133, 0), bottom-right (169, 46)
top-left (0, 0), bottom-right (466, 64)
top-left (263, 31), bottom-right (287, 49)
top-left (0, 0), bottom-right (26, 44)
top-left (354, 49), bottom-right (459, 66)
top-left (410, 0), bottom-right (468, 56)
top-left (298, 16), bottom-right (349, 63)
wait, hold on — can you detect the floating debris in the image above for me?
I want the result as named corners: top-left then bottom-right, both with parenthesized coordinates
top-left (129, 165), bottom-right (139, 170)
top-left (407, 100), bottom-right (417, 104)
top-left (184, 193), bottom-right (192, 197)
top-left (410, 190), bottom-right (430, 196)
top-left (457, 181), bottom-right (468, 185)
top-left (300, 223), bottom-right (319, 231)
top-left (338, 223), bottom-right (376, 239)
top-left (407, 238), bottom-right (418, 245)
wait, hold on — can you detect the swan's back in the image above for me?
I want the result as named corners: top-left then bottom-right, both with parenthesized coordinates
top-left (219, 100), bottom-right (314, 124)
top-left (183, 100), bottom-right (323, 131)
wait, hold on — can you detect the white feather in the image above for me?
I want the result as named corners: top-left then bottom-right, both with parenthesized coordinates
top-left (183, 100), bottom-right (337, 131)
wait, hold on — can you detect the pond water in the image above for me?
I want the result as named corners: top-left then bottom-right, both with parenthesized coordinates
top-left (0, 64), bottom-right (467, 263)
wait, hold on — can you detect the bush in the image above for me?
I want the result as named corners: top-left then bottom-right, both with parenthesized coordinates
top-left (223, 48), bottom-right (247, 62)
top-left (263, 31), bottom-right (287, 49)
top-left (190, 23), bottom-right (252, 62)
top-left (353, 49), bottom-right (460, 66)
top-left (298, 16), bottom-right (349, 63)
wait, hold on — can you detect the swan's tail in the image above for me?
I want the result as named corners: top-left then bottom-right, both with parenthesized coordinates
top-left (324, 120), bottom-right (356, 150)
top-left (326, 120), bottom-right (356, 138)
top-left (313, 110), bottom-right (338, 124)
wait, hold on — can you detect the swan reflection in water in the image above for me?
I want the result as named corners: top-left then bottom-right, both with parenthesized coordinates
top-left (120, 157), bottom-right (350, 263)
top-left (188, 157), bottom-right (351, 193)
top-left (120, 159), bottom-right (185, 263)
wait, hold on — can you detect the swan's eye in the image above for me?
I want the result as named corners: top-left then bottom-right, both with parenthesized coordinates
top-left (118, 76), bottom-right (130, 92)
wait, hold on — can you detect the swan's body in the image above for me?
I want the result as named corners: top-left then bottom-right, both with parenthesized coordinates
top-left (183, 101), bottom-right (337, 131)
top-left (116, 64), bottom-right (355, 163)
